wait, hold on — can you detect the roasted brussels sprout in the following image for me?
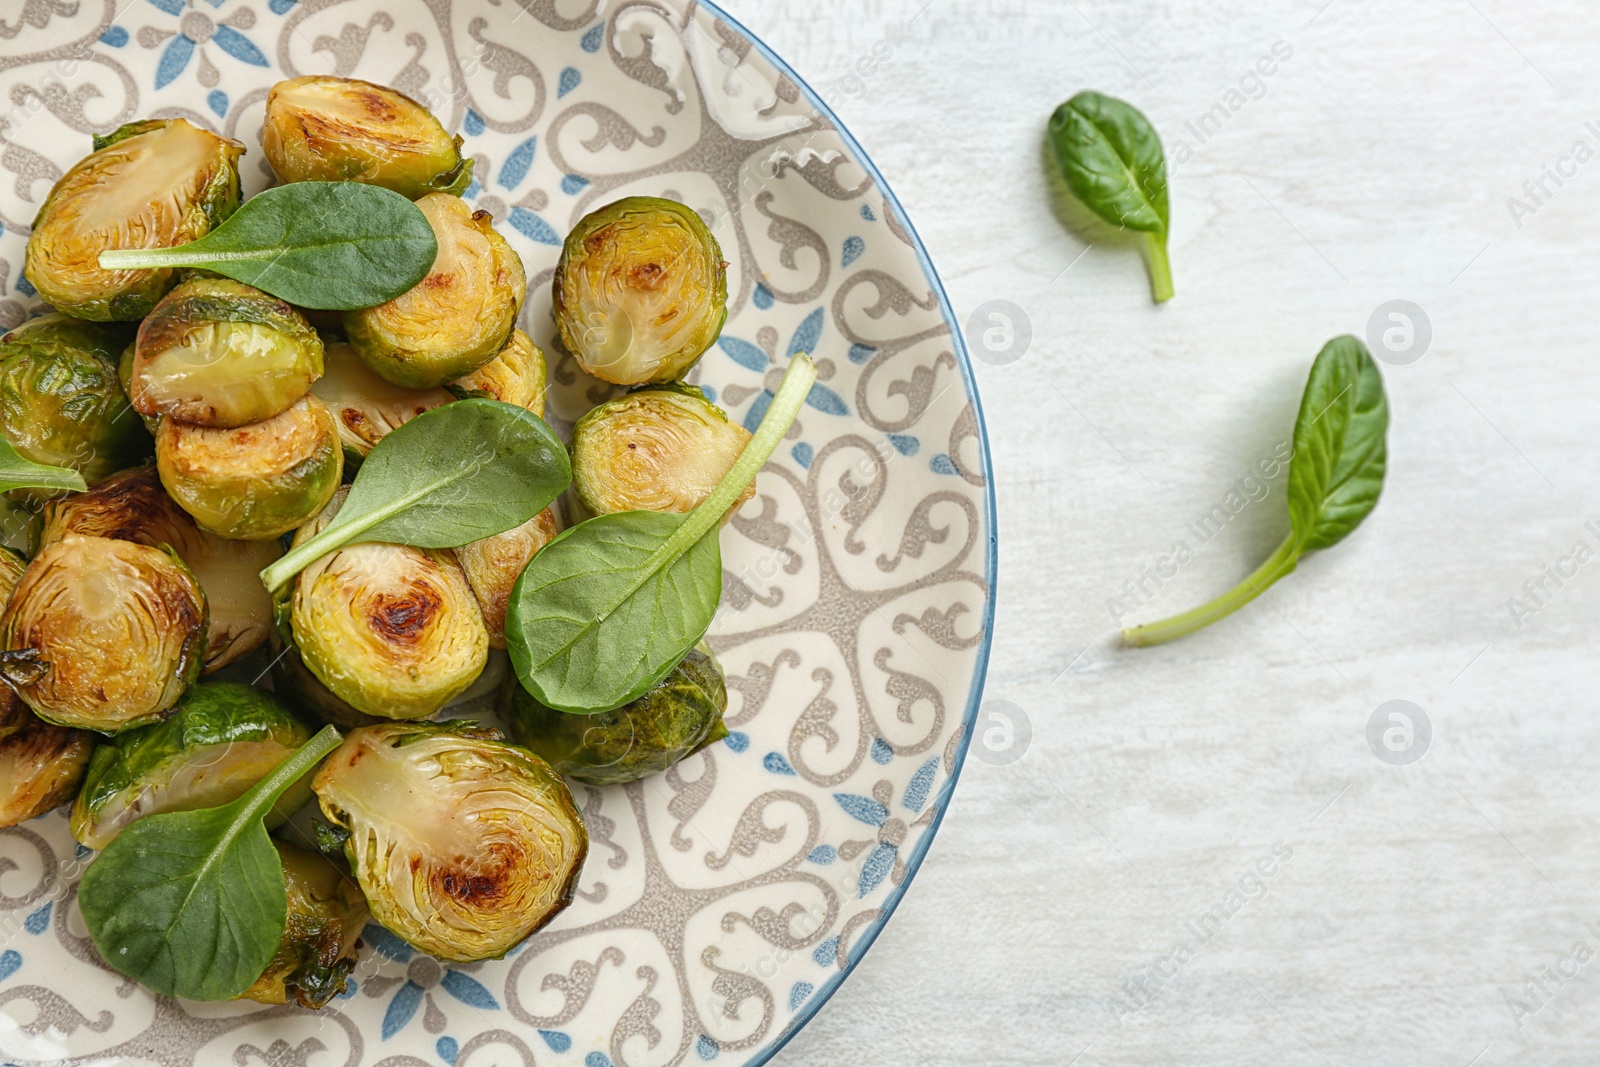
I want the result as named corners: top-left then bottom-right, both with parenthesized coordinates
top-left (157, 392), bottom-right (342, 540)
top-left (269, 636), bottom-right (385, 731)
top-left (289, 487), bottom-right (487, 720)
top-left (2, 313), bottom-right (132, 365)
top-left (263, 75), bottom-right (471, 200)
top-left (343, 194), bottom-right (526, 389)
top-left (0, 707), bottom-right (94, 827)
top-left (237, 839), bottom-right (369, 1008)
top-left (0, 339), bottom-right (151, 489)
top-left (448, 328), bottom-right (547, 416)
top-left (456, 507), bottom-right (559, 647)
top-left (34, 465), bottom-right (280, 672)
top-left (24, 118), bottom-right (243, 321)
top-left (553, 197), bottom-right (727, 385)
top-left (130, 277), bottom-right (323, 428)
top-left (571, 386), bottom-right (753, 517)
top-left (312, 721), bottom-right (587, 962)
top-left (0, 534), bottom-right (206, 732)
top-left (309, 340), bottom-right (450, 462)
top-left (501, 643), bottom-right (728, 785)
top-left (69, 681), bottom-right (312, 849)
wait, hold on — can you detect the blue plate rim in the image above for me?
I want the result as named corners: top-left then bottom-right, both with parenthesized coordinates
top-left (687, 3), bottom-right (1000, 1064)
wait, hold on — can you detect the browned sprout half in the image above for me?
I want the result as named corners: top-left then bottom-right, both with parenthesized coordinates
top-left (237, 839), bottom-right (369, 1008)
top-left (447, 328), bottom-right (547, 416)
top-left (553, 196), bottom-right (728, 385)
top-left (312, 721), bottom-right (587, 962)
top-left (0, 705), bottom-right (94, 827)
top-left (25, 119), bottom-right (244, 321)
top-left (1, 313), bottom-right (133, 365)
top-left (34, 466), bottom-right (281, 672)
top-left (571, 386), bottom-right (753, 517)
top-left (0, 534), bottom-right (206, 732)
top-left (343, 194), bottom-right (526, 389)
top-left (157, 393), bottom-right (343, 540)
top-left (263, 75), bottom-right (471, 200)
top-left (455, 506), bottom-right (559, 647)
top-left (130, 276), bottom-right (324, 427)
top-left (289, 487), bottom-right (487, 720)
top-left (309, 340), bottom-right (451, 463)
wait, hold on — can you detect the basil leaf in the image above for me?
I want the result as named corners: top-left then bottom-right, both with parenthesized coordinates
top-left (508, 355), bottom-right (818, 714)
top-left (0, 437), bottom-right (86, 494)
top-left (79, 725), bottom-right (342, 1001)
top-left (1287, 334), bottom-right (1389, 551)
top-left (260, 399), bottom-right (570, 592)
top-left (97, 182), bottom-right (437, 310)
top-left (1122, 336), bottom-right (1388, 646)
top-left (1048, 91), bottom-right (1174, 302)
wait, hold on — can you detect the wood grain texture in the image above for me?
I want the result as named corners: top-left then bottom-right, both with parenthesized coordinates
top-left (723, 1), bottom-right (1600, 1063)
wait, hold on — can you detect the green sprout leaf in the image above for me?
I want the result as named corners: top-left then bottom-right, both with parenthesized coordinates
top-left (1047, 90), bottom-right (1173, 302)
top-left (0, 437), bottom-right (87, 494)
top-left (507, 354), bottom-right (818, 714)
top-left (260, 399), bottom-right (570, 592)
top-left (1122, 335), bottom-right (1388, 646)
top-left (78, 724), bottom-right (342, 1001)
top-left (97, 182), bottom-right (438, 310)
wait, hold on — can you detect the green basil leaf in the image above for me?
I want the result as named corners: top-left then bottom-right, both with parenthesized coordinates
top-left (1122, 336), bottom-right (1388, 646)
top-left (260, 399), bottom-right (570, 592)
top-left (97, 182), bottom-right (437, 310)
top-left (0, 437), bottom-right (87, 494)
top-left (508, 355), bottom-right (818, 714)
top-left (78, 724), bottom-right (342, 1001)
top-left (1047, 90), bottom-right (1173, 302)
top-left (1287, 334), bottom-right (1389, 552)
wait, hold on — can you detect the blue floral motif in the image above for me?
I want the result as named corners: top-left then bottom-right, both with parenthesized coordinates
top-left (859, 204), bottom-right (876, 222)
top-left (0, 949), bottom-right (20, 981)
top-left (762, 751), bottom-right (796, 775)
top-left (804, 382), bottom-right (848, 416)
top-left (145, 0), bottom-right (269, 93)
top-left (268, 0), bottom-right (296, 12)
top-left (206, 89), bottom-right (228, 117)
top-left (841, 235), bottom-right (865, 267)
top-left (717, 336), bottom-right (767, 373)
top-left (436, 1036), bottom-right (459, 1064)
top-left (24, 902), bottom-right (50, 934)
top-left (508, 208), bottom-right (562, 246)
top-left (752, 282), bottom-right (774, 309)
top-left (101, 26), bottom-right (129, 46)
top-left (929, 453), bottom-right (959, 475)
top-left (787, 307), bottom-right (823, 360)
top-left (561, 174), bottom-right (590, 195)
top-left (848, 343), bottom-right (875, 364)
top-left (789, 981), bottom-right (814, 1010)
top-left (696, 1034), bottom-right (720, 1060)
top-left (724, 730), bottom-right (748, 752)
top-left (539, 1030), bottom-right (572, 1053)
top-left (585, 1054), bottom-right (614, 1067)
top-left (741, 389), bottom-right (772, 434)
top-left (869, 738), bottom-right (893, 765)
top-left (812, 936), bottom-right (838, 967)
top-left (498, 136), bottom-right (536, 189)
top-left (580, 23), bottom-right (605, 53)
top-left (15, 275), bottom-right (35, 297)
top-left (834, 793), bottom-right (888, 826)
top-left (902, 757), bottom-right (939, 812)
top-left (806, 844), bottom-right (837, 864)
top-left (558, 67), bottom-right (582, 98)
top-left (366, 925), bottom-right (501, 1041)
top-left (790, 442), bottom-right (813, 469)
top-left (463, 109), bottom-right (485, 136)
top-left (888, 434), bottom-right (919, 456)
top-left (857, 842), bottom-right (896, 896)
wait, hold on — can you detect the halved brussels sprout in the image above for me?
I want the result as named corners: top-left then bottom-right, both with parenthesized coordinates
top-left (237, 839), bottom-right (369, 1008)
top-left (501, 643), bottom-right (728, 785)
top-left (553, 196), bottom-right (727, 385)
top-left (2, 313), bottom-right (133, 365)
top-left (157, 392), bottom-right (343, 540)
top-left (24, 118), bottom-right (244, 321)
top-left (130, 277), bottom-right (323, 428)
top-left (263, 75), bottom-right (471, 200)
top-left (69, 681), bottom-right (311, 849)
top-left (448, 328), bottom-right (547, 416)
top-left (571, 386), bottom-right (753, 517)
top-left (269, 636), bottom-right (386, 732)
top-left (312, 721), bottom-right (587, 962)
top-left (0, 534), bottom-right (206, 732)
top-left (0, 339), bottom-right (152, 489)
top-left (344, 194), bottom-right (526, 389)
top-left (0, 708), bottom-right (94, 827)
top-left (290, 487), bottom-right (487, 720)
top-left (456, 507), bottom-right (559, 647)
top-left (309, 340), bottom-right (450, 462)
top-left (34, 465), bottom-right (281, 672)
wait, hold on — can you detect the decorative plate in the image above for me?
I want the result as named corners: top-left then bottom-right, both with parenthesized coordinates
top-left (0, 2), bottom-right (994, 1065)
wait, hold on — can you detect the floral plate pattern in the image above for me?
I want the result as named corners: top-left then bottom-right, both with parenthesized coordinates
top-left (0, 2), bottom-right (995, 1065)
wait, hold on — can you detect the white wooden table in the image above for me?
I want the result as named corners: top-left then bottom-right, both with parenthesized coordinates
top-left (725, 1), bottom-right (1600, 1063)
